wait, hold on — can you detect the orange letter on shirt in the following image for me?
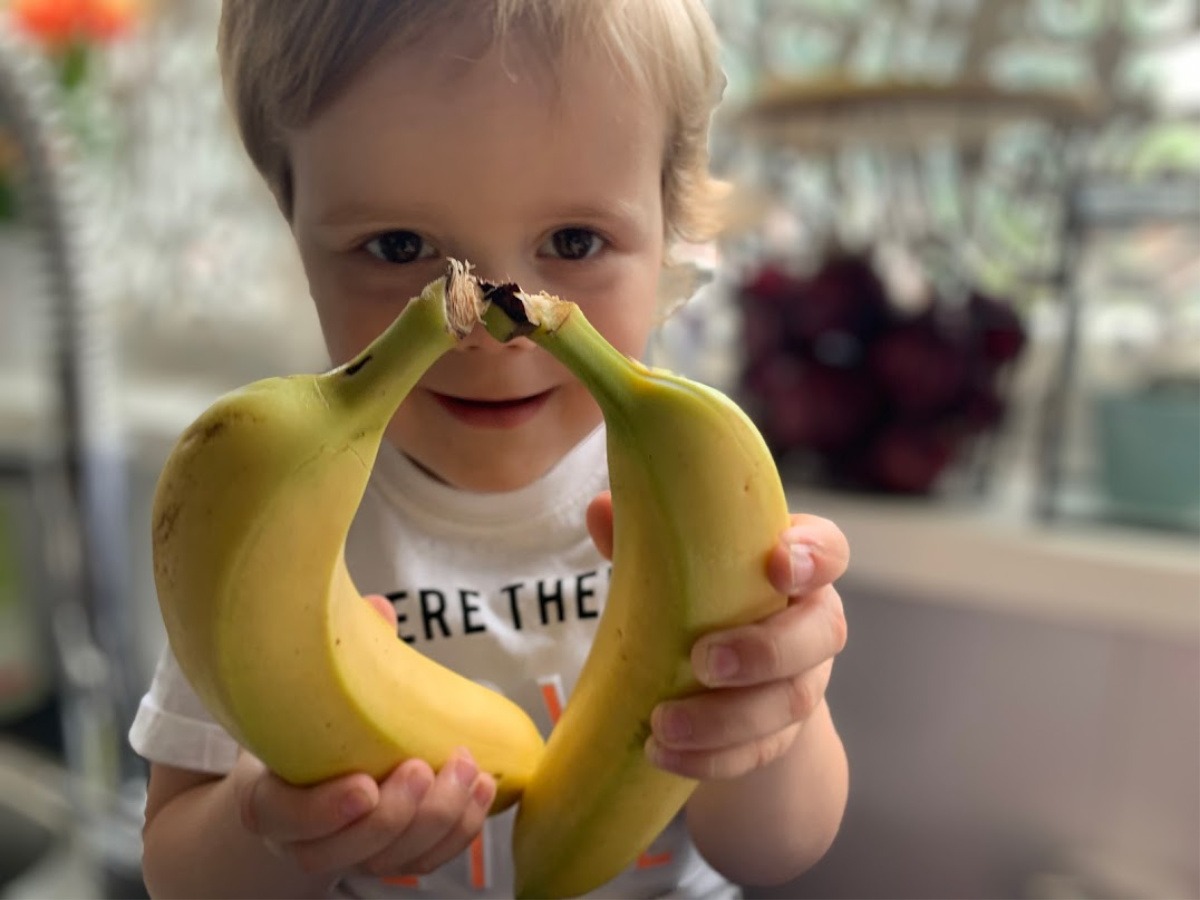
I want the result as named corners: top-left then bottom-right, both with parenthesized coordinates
top-left (383, 817), bottom-right (490, 889)
top-left (382, 875), bottom-right (420, 888)
top-left (469, 829), bottom-right (489, 889)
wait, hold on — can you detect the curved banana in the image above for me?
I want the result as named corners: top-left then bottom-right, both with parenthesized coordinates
top-left (482, 287), bottom-right (791, 898)
top-left (151, 262), bottom-right (545, 811)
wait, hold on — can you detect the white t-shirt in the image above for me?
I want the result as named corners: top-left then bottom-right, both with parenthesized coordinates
top-left (129, 425), bottom-right (738, 900)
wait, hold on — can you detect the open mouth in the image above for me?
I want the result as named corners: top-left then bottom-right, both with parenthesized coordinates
top-left (430, 389), bottom-right (553, 429)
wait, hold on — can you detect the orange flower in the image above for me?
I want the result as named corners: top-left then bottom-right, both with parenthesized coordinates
top-left (83, 0), bottom-right (138, 41)
top-left (9, 0), bottom-right (139, 48)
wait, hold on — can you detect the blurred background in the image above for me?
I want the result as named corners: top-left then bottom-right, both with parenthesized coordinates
top-left (0, 0), bottom-right (1196, 898)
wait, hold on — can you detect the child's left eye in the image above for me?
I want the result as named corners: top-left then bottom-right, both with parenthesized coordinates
top-left (540, 228), bottom-right (604, 261)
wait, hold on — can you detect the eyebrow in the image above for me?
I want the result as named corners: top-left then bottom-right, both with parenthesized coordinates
top-left (311, 198), bottom-right (650, 232)
top-left (310, 201), bottom-right (441, 230)
top-left (553, 199), bottom-right (646, 226)
top-left (538, 198), bottom-right (656, 240)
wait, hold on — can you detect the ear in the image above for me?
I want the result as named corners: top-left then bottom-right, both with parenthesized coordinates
top-left (655, 249), bottom-right (714, 325)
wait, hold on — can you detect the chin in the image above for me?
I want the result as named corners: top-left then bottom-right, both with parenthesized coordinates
top-left (473, 439), bottom-right (569, 492)
top-left (442, 457), bottom-right (556, 493)
top-left (389, 399), bottom-right (600, 492)
top-left (391, 435), bottom-right (557, 493)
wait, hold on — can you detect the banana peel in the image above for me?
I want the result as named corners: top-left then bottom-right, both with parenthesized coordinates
top-left (481, 283), bottom-right (790, 898)
top-left (151, 261), bottom-right (544, 812)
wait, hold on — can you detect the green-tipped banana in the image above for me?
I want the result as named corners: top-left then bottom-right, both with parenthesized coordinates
top-left (151, 261), bottom-right (545, 810)
top-left (483, 286), bottom-right (791, 898)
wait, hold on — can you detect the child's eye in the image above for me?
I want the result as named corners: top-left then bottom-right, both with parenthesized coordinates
top-left (540, 227), bottom-right (604, 261)
top-left (364, 231), bottom-right (437, 264)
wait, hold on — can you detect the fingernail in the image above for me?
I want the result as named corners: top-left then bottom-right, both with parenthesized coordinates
top-left (789, 542), bottom-right (815, 592)
top-left (472, 776), bottom-right (495, 809)
top-left (405, 767), bottom-right (432, 803)
top-left (705, 643), bottom-right (739, 684)
top-left (645, 737), bottom-right (679, 772)
top-left (656, 706), bottom-right (691, 743)
top-left (452, 751), bottom-right (478, 788)
top-left (340, 789), bottom-right (373, 822)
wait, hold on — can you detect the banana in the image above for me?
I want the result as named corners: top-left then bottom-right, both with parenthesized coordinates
top-left (151, 261), bottom-right (545, 811)
top-left (482, 285), bottom-right (791, 898)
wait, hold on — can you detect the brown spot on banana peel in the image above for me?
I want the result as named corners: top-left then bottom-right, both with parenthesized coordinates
top-left (184, 418), bottom-right (227, 446)
top-left (629, 719), bottom-right (651, 753)
top-left (343, 354), bottom-right (372, 377)
top-left (153, 499), bottom-right (183, 547)
top-left (180, 410), bottom-right (265, 451)
top-left (338, 259), bottom-right (485, 382)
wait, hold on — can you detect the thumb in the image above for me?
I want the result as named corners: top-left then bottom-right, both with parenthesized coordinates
top-left (364, 593), bottom-right (398, 630)
top-left (586, 491), bottom-right (614, 561)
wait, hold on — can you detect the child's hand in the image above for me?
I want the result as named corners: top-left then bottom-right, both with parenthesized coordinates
top-left (586, 492), bottom-right (849, 781)
top-left (228, 594), bottom-right (496, 882)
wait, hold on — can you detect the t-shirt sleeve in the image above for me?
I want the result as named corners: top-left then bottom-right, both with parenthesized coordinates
top-left (128, 645), bottom-right (240, 774)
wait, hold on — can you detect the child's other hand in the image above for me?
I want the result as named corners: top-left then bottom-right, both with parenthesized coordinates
top-left (364, 592), bottom-right (400, 630)
top-left (228, 594), bottom-right (496, 882)
top-left (586, 492), bottom-right (850, 781)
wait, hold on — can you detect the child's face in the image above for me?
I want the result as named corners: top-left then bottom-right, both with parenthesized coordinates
top-left (287, 27), bottom-right (668, 492)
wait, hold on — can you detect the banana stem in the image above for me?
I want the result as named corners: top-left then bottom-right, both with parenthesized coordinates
top-left (323, 262), bottom-right (482, 423)
top-left (536, 313), bottom-right (638, 418)
top-left (482, 287), bottom-right (636, 417)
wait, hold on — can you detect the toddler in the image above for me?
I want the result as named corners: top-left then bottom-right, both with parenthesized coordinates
top-left (130, 1), bottom-right (851, 897)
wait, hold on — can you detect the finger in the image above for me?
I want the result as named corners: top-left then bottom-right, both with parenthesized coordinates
top-left (361, 747), bottom-right (481, 875)
top-left (691, 585), bottom-right (846, 687)
top-left (404, 772), bottom-right (495, 876)
top-left (238, 764), bottom-right (380, 844)
top-left (766, 514), bottom-right (851, 596)
top-left (288, 759), bottom-right (433, 876)
top-left (652, 658), bottom-right (834, 752)
top-left (364, 593), bottom-right (399, 630)
top-left (585, 491), bottom-right (614, 561)
top-left (646, 722), bottom-right (802, 780)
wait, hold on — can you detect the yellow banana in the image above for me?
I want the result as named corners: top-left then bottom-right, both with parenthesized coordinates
top-left (482, 285), bottom-right (791, 898)
top-left (151, 261), bottom-right (544, 811)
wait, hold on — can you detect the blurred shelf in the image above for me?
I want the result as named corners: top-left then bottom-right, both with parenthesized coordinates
top-left (734, 78), bottom-right (1106, 151)
top-left (794, 482), bottom-right (1199, 642)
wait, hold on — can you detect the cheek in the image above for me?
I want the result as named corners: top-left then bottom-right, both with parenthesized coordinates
top-left (311, 296), bottom-right (394, 365)
top-left (581, 275), bottom-right (662, 360)
top-left (297, 241), bottom-right (388, 364)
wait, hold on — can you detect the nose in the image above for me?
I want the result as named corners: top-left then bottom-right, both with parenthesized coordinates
top-left (456, 318), bottom-right (513, 351)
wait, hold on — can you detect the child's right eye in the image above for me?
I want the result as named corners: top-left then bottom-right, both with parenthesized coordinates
top-left (364, 231), bottom-right (437, 264)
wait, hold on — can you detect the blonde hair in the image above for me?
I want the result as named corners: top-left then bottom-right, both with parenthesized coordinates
top-left (217, 0), bottom-right (728, 244)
